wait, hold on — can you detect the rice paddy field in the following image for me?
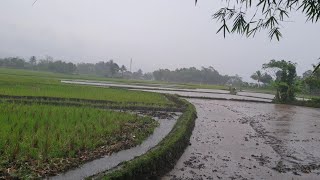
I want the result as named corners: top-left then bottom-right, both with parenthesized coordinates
top-left (0, 68), bottom-right (177, 178)
top-left (0, 68), bottom-right (172, 106)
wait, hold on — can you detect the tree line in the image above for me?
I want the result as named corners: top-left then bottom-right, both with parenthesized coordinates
top-left (0, 56), bottom-right (150, 79)
top-left (153, 66), bottom-right (241, 85)
top-left (0, 56), bottom-right (243, 85)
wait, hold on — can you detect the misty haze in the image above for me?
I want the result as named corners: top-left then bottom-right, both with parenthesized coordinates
top-left (1, 0), bottom-right (320, 179)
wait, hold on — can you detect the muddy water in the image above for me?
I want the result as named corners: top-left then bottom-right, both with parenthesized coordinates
top-left (61, 80), bottom-right (274, 102)
top-left (163, 99), bottom-right (320, 180)
top-left (136, 89), bottom-right (272, 102)
top-left (237, 91), bottom-right (274, 100)
top-left (51, 113), bottom-right (180, 180)
top-left (61, 80), bottom-right (230, 94)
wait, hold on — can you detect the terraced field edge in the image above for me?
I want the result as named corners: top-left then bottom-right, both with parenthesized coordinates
top-left (92, 96), bottom-right (197, 180)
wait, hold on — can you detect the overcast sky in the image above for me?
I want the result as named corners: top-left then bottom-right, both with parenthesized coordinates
top-left (1, 0), bottom-right (319, 81)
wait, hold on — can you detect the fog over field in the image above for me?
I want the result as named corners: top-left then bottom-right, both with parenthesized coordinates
top-left (0, 0), bottom-right (319, 80)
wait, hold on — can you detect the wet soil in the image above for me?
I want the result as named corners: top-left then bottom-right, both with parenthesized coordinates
top-left (163, 99), bottom-right (320, 180)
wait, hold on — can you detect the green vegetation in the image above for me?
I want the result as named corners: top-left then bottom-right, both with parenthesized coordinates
top-left (0, 68), bottom-right (186, 178)
top-left (245, 60), bottom-right (320, 108)
top-left (97, 97), bottom-right (197, 180)
top-left (0, 102), bottom-right (158, 178)
top-left (197, 0), bottom-right (320, 40)
top-left (250, 70), bottom-right (272, 87)
top-left (263, 60), bottom-right (297, 102)
top-left (0, 68), bottom-right (172, 106)
top-left (304, 64), bottom-right (320, 95)
top-left (153, 67), bottom-right (238, 85)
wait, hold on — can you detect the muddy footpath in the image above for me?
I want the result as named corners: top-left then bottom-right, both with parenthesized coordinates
top-left (163, 99), bottom-right (320, 180)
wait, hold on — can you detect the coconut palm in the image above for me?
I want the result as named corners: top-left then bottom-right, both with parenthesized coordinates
top-left (120, 65), bottom-right (127, 78)
top-left (250, 70), bottom-right (262, 87)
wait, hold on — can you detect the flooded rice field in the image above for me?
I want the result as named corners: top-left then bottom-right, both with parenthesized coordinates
top-left (61, 80), bottom-right (230, 94)
top-left (163, 99), bottom-right (320, 180)
top-left (61, 80), bottom-right (320, 179)
top-left (62, 80), bottom-right (274, 102)
top-left (136, 89), bottom-right (273, 102)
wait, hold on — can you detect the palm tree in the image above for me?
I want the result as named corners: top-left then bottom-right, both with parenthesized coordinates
top-left (120, 65), bottom-right (127, 78)
top-left (250, 70), bottom-right (262, 87)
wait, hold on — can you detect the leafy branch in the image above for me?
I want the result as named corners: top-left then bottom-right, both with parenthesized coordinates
top-left (196, 0), bottom-right (320, 40)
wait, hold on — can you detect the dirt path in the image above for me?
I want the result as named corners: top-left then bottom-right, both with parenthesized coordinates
top-left (163, 99), bottom-right (320, 180)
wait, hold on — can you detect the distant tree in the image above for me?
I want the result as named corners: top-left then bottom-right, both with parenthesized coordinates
top-left (260, 73), bottom-right (273, 84)
top-left (153, 66), bottom-right (231, 84)
top-left (250, 70), bottom-right (262, 87)
top-left (305, 64), bottom-right (320, 95)
top-left (303, 70), bottom-right (313, 79)
top-left (29, 56), bottom-right (37, 69)
top-left (133, 69), bottom-right (143, 79)
top-left (77, 63), bottom-right (95, 74)
top-left (263, 60), bottom-right (297, 102)
top-left (0, 57), bottom-right (26, 69)
top-left (195, 0), bottom-right (320, 40)
top-left (107, 60), bottom-right (120, 77)
top-left (143, 72), bottom-right (154, 80)
top-left (120, 65), bottom-right (127, 78)
top-left (227, 74), bottom-right (243, 89)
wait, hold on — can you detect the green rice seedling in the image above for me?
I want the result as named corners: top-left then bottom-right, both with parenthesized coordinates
top-left (0, 69), bottom-right (173, 107)
top-left (0, 102), bottom-right (158, 178)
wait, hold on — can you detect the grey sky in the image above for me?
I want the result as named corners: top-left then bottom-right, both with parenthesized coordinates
top-left (0, 0), bottom-right (319, 81)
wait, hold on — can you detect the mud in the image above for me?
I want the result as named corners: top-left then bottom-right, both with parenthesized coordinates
top-left (163, 99), bottom-right (320, 180)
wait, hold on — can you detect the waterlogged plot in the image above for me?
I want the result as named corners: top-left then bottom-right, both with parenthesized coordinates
top-left (0, 103), bottom-right (158, 178)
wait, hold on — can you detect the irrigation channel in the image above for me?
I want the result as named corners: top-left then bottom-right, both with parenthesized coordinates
top-left (62, 80), bottom-right (320, 179)
top-left (51, 111), bottom-right (180, 180)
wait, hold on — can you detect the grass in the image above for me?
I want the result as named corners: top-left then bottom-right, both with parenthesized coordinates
top-left (0, 68), bottom-right (172, 86)
top-left (0, 68), bottom-right (230, 90)
top-left (0, 68), bottom-right (181, 178)
top-left (0, 102), bottom-right (158, 178)
top-left (0, 68), bottom-right (172, 106)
